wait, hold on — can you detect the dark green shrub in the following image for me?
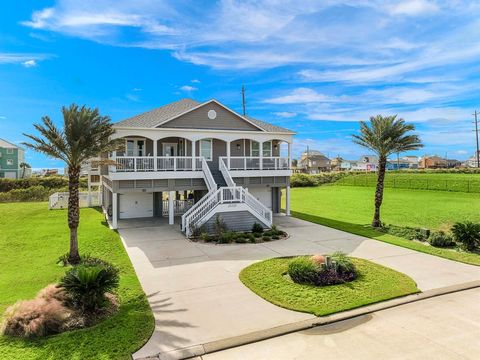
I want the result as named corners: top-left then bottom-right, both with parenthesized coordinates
top-left (272, 235), bottom-right (280, 240)
top-left (248, 234), bottom-right (256, 243)
top-left (253, 232), bottom-right (262, 238)
top-left (290, 173), bottom-right (317, 187)
top-left (331, 252), bottom-right (356, 275)
top-left (234, 237), bottom-right (248, 244)
top-left (218, 231), bottom-right (235, 244)
top-left (381, 224), bottom-right (429, 241)
top-left (214, 215), bottom-right (228, 239)
top-left (428, 231), bottom-right (455, 248)
top-left (263, 230), bottom-right (274, 236)
top-left (262, 236), bottom-right (272, 242)
top-left (288, 257), bottom-right (319, 284)
top-left (252, 222), bottom-right (263, 233)
top-left (451, 222), bottom-right (480, 251)
top-left (59, 264), bottom-right (119, 313)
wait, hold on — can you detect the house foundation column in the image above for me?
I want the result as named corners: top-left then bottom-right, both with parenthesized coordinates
top-left (168, 190), bottom-right (175, 225)
top-left (285, 185), bottom-right (291, 216)
top-left (288, 142), bottom-right (292, 169)
top-left (112, 192), bottom-right (118, 229)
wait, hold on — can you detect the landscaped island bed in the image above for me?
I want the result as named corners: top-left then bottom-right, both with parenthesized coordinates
top-left (0, 202), bottom-right (154, 359)
top-left (240, 257), bottom-right (419, 316)
top-left (285, 186), bottom-right (480, 266)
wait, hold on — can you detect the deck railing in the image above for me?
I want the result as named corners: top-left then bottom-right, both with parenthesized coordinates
top-left (221, 157), bottom-right (290, 171)
top-left (112, 156), bottom-right (203, 172)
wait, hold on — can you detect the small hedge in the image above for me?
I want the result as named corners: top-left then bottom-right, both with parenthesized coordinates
top-left (290, 172), bottom-right (349, 187)
top-left (0, 176), bottom-right (87, 192)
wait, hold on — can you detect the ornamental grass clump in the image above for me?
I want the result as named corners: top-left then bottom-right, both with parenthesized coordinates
top-left (288, 252), bottom-right (357, 286)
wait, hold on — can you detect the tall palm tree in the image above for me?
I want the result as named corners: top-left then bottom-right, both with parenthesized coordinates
top-left (352, 115), bottom-right (423, 228)
top-left (19, 162), bottom-right (31, 178)
top-left (23, 104), bottom-right (121, 264)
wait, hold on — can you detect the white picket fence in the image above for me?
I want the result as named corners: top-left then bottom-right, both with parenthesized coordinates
top-left (49, 192), bottom-right (101, 210)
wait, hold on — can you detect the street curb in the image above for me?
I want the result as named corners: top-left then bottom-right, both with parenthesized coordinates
top-left (138, 280), bottom-right (480, 360)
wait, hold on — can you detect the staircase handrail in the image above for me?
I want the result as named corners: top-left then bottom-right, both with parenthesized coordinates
top-left (219, 157), bottom-right (236, 187)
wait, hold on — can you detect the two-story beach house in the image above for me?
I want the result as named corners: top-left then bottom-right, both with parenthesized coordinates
top-left (100, 99), bottom-right (294, 236)
top-left (0, 138), bottom-right (29, 179)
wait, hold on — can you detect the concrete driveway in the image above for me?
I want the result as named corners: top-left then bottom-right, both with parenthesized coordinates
top-left (119, 215), bottom-right (480, 359)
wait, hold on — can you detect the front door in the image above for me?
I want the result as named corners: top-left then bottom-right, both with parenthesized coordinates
top-left (163, 143), bottom-right (177, 157)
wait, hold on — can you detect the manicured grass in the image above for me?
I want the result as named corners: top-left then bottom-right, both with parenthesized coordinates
top-left (240, 257), bottom-right (419, 316)
top-left (285, 186), bottom-right (480, 266)
top-left (337, 172), bottom-right (480, 192)
top-left (0, 202), bottom-right (154, 359)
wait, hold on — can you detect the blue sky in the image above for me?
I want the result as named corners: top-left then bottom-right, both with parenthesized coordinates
top-left (1, 0), bottom-right (480, 169)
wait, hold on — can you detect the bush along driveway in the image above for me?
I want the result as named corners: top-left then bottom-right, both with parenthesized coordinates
top-left (0, 202), bottom-right (154, 360)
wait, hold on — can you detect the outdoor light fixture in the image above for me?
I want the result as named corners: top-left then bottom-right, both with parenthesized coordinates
top-left (237, 143), bottom-right (241, 150)
top-left (274, 144), bottom-right (278, 150)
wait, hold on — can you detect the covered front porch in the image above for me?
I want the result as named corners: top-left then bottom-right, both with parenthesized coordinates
top-left (108, 135), bottom-right (292, 173)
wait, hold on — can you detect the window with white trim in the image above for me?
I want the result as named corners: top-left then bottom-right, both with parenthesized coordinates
top-left (6, 159), bottom-right (13, 165)
top-left (200, 139), bottom-right (212, 161)
top-left (251, 141), bottom-right (260, 157)
top-left (262, 141), bottom-right (272, 157)
top-left (6, 148), bottom-right (13, 154)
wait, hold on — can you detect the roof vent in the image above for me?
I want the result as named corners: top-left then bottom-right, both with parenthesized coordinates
top-left (208, 109), bottom-right (217, 120)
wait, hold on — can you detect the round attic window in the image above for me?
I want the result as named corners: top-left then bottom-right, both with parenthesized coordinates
top-left (208, 109), bottom-right (217, 119)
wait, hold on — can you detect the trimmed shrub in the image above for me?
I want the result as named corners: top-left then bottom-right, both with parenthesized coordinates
top-left (451, 222), bottom-right (480, 251)
top-left (252, 222), bottom-right (264, 234)
top-left (59, 264), bottom-right (119, 313)
top-left (381, 224), bottom-right (429, 241)
top-left (428, 231), bottom-right (455, 248)
top-left (248, 234), bottom-right (256, 243)
top-left (218, 231), bottom-right (236, 244)
top-left (262, 236), bottom-right (272, 242)
top-left (288, 257), bottom-right (319, 285)
top-left (331, 252), bottom-right (356, 276)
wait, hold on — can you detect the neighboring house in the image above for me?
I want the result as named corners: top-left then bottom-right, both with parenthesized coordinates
top-left (465, 151), bottom-right (480, 168)
top-left (330, 156), bottom-right (343, 171)
top-left (100, 98), bottom-right (294, 236)
top-left (297, 150), bottom-right (331, 173)
top-left (340, 155), bottom-right (378, 171)
top-left (419, 155), bottom-right (459, 169)
top-left (0, 138), bottom-right (30, 179)
top-left (386, 158), bottom-right (411, 170)
top-left (340, 159), bottom-right (357, 170)
top-left (401, 155), bottom-right (419, 169)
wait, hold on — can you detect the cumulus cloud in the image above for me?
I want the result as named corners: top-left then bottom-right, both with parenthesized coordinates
top-left (180, 85), bottom-right (197, 92)
top-left (22, 60), bottom-right (37, 68)
top-left (273, 111), bottom-right (297, 118)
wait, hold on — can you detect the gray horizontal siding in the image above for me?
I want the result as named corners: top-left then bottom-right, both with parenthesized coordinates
top-left (202, 211), bottom-right (268, 233)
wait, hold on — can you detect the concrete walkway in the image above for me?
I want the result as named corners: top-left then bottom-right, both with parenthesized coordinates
top-left (119, 215), bottom-right (480, 359)
top-left (202, 288), bottom-right (480, 360)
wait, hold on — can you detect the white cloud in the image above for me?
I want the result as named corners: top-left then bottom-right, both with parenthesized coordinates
top-left (180, 85), bottom-right (197, 92)
top-left (0, 116), bottom-right (6, 120)
top-left (264, 88), bottom-right (335, 104)
top-left (191, 79), bottom-right (200, 83)
top-left (274, 111), bottom-right (297, 118)
top-left (22, 60), bottom-right (37, 68)
top-left (387, 0), bottom-right (438, 16)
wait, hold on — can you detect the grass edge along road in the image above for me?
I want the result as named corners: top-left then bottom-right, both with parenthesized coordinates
top-left (0, 202), bottom-right (154, 360)
top-left (291, 210), bottom-right (480, 267)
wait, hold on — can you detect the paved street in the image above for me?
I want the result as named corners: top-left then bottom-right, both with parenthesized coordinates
top-left (202, 288), bottom-right (480, 360)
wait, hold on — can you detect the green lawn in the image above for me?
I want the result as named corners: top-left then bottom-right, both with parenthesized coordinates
top-left (337, 172), bottom-right (480, 192)
top-left (286, 186), bottom-right (480, 266)
top-left (0, 202), bottom-right (154, 360)
top-left (240, 257), bottom-right (419, 316)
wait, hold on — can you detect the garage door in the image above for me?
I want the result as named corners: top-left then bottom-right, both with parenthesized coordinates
top-left (119, 193), bottom-right (153, 219)
top-left (248, 187), bottom-right (272, 209)
top-left (4, 172), bottom-right (16, 179)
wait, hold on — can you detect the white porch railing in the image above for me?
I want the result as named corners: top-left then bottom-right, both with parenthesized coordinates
top-left (221, 157), bottom-right (290, 171)
top-left (220, 158), bottom-right (236, 187)
top-left (162, 199), bottom-right (195, 216)
top-left (112, 156), bottom-right (203, 172)
top-left (202, 157), bottom-right (217, 191)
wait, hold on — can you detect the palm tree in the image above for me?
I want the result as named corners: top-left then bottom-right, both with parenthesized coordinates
top-left (19, 162), bottom-right (31, 178)
top-left (352, 115), bottom-right (423, 228)
top-left (23, 104), bottom-right (121, 264)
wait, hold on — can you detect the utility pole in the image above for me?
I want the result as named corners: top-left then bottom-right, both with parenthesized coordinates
top-left (474, 110), bottom-right (480, 168)
top-left (241, 85), bottom-right (246, 116)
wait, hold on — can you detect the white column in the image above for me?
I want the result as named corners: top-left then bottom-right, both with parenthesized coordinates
top-left (259, 141), bottom-right (263, 170)
top-left (285, 185), bottom-right (291, 216)
top-left (87, 169), bottom-right (92, 207)
top-left (226, 141), bottom-right (231, 169)
top-left (168, 190), bottom-right (175, 225)
top-left (192, 140), bottom-right (196, 170)
top-left (288, 142), bottom-right (292, 169)
top-left (153, 140), bottom-right (157, 171)
top-left (112, 192), bottom-right (118, 229)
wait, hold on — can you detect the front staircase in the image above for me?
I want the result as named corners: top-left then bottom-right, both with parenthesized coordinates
top-left (181, 158), bottom-right (272, 237)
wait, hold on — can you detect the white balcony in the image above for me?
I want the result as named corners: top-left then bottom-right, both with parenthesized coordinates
top-left (221, 156), bottom-right (291, 171)
top-left (111, 156), bottom-right (203, 172)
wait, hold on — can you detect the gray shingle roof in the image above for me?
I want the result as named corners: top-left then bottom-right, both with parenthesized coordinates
top-left (114, 98), bottom-right (295, 134)
top-left (115, 98), bottom-right (200, 128)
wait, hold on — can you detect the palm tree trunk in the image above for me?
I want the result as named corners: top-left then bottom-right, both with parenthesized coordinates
top-left (67, 165), bottom-right (81, 264)
top-left (372, 156), bottom-right (387, 228)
